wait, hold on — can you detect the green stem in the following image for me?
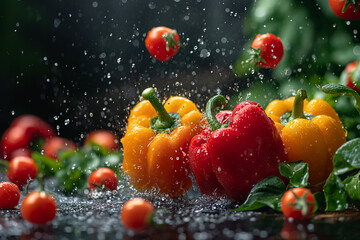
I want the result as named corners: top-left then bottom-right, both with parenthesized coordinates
top-left (37, 173), bottom-right (45, 191)
top-left (142, 88), bottom-right (174, 129)
top-left (291, 89), bottom-right (307, 119)
top-left (0, 159), bottom-right (10, 169)
top-left (321, 83), bottom-right (360, 115)
top-left (206, 95), bottom-right (227, 131)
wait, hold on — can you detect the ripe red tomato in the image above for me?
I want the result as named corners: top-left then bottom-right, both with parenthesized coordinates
top-left (88, 168), bottom-right (118, 191)
top-left (84, 130), bottom-right (119, 151)
top-left (250, 33), bottom-right (284, 69)
top-left (145, 26), bottom-right (180, 62)
top-left (0, 181), bottom-right (21, 209)
top-left (281, 188), bottom-right (315, 219)
top-left (344, 61), bottom-right (359, 92)
top-left (43, 136), bottom-right (77, 160)
top-left (121, 198), bottom-right (155, 231)
top-left (21, 191), bottom-right (57, 224)
top-left (328, 0), bottom-right (360, 20)
top-left (0, 114), bottom-right (55, 160)
top-left (7, 156), bottom-right (37, 188)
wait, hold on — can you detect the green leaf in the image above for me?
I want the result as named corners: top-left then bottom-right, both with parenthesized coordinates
top-left (55, 144), bottom-right (123, 194)
top-left (279, 160), bottom-right (309, 188)
top-left (324, 173), bottom-right (348, 211)
top-left (32, 152), bottom-right (62, 176)
top-left (333, 138), bottom-right (360, 176)
top-left (232, 176), bottom-right (286, 212)
top-left (313, 192), bottom-right (326, 213)
top-left (343, 172), bottom-right (360, 208)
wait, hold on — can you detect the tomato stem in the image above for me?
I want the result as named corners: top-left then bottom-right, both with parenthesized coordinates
top-left (342, 0), bottom-right (359, 13)
top-left (286, 189), bottom-right (314, 216)
top-left (162, 30), bottom-right (181, 52)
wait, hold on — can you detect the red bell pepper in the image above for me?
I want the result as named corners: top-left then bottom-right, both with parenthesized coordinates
top-left (188, 110), bottom-right (232, 196)
top-left (189, 95), bottom-right (287, 200)
top-left (1, 115), bottom-right (55, 160)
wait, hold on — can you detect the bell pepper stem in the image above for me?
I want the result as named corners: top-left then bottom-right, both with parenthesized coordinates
top-left (321, 83), bottom-right (360, 115)
top-left (206, 95), bottom-right (227, 131)
top-left (291, 89), bottom-right (307, 119)
top-left (142, 88), bottom-right (174, 129)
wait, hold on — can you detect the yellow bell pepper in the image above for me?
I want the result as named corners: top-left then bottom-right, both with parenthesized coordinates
top-left (121, 88), bottom-right (203, 197)
top-left (265, 89), bottom-right (346, 186)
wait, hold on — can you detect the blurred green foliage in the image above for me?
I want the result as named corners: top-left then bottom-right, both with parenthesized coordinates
top-left (232, 0), bottom-right (360, 139)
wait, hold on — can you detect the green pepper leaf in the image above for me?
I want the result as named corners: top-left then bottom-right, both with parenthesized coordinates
top-left (279, 160), bottom-right (309, 188)
top-left (333, 138), bottom-right (360, 176)
top-left (32, 152), bottom-right (62, 176)
top-left (343, 171), bottom-right (360, 208)
top-left (232, 176), bottom-right (286, 212)
top-left (324, 173), bottom-right (348, 211)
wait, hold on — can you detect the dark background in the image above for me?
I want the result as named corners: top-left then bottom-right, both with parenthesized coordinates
top-left (0, 0), bottom-right (250, 142)
top-left (1, 0), bottom-right (360, 142)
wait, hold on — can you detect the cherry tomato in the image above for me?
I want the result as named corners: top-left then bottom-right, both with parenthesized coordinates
top-left (121, 198), bottom-right (155, 231)
top-left (344, 61), bottom-right (359, 92)
top-left (88, 168), bottom-right (118, 191)
top-left (328, 0), bottom-right (360, 20)
top-left (7, 156), bottom-right (37, 188)
top-left (281, 188), bottom-right (315, 220)
top-left (1, 114), bottom-right (55, 160)
top-left (250, 33), bottom-right (284, 69)
top-left (43, 136), bottom-right (77, 160)
top-left (21, 191), bottom-right (57, 224)
top-left (145, 26), bottom-right (180, 62)
top-left (0, 181), bottom-right (20, 209)
top-left (84, 130), bottom-right (119, 151)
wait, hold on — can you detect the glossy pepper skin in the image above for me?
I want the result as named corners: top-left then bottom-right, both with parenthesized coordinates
top-left (188, 111), bottom-right (232, 196)
top-left (190, 95), bottom-right (287, 201)
top-left (121, 88), bottom-right (203, 198)
top-left (265, 89), bottom-right (346, 186)
top-left (1, 115), bottom-right (55, 160)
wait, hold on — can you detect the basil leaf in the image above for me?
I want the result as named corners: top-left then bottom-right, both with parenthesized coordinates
top-left (32, 152), bottom-right (62, 176)
top-left (279, 160), bottom-right (309, 188)
top-left (343, 171), bottom-right (360, 208)
top-left (333, 138), bottom-right (360, 176)
top-left (324, 173), bottom-right (348, 211)
top-left (232, 176), bottom-right (286, 212)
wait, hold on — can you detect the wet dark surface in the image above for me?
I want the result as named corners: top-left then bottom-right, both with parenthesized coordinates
top-left (1, 176), bottom-right (360, 240)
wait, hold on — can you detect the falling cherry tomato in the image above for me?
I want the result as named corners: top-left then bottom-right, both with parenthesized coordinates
top-left (250, 33), bottom-right (284, 69)
top-left (88, 168), bottom-right (118, 191)
top-left (0, 181), bottom-right (20, 209)
top-left (7, 156), bottom-right (37, 188)
top-left (328, 0), bottom-right (360, 21)
top-left (21, 191), bottom-right (57, 224)
top-left (281, 188), bottom-right (315, 220)
top-left (145, 26), bottom-right (180, 62)
top-left (121, 198), bottom-right (155, 231)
